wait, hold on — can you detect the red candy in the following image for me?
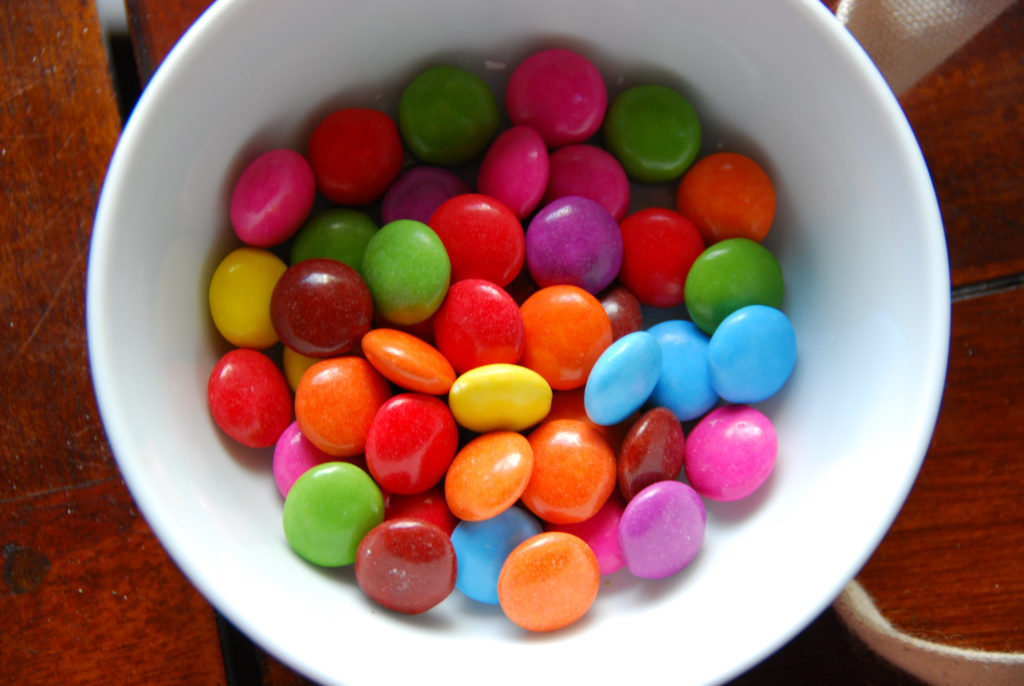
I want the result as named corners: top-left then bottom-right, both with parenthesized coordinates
top-left (428, 193), bottom-right (525, 287)
top-left (618, 207), bottom-right (705, 308)
top-left (384, 486), bottom-right (458, 535)
top-left (207, 348), bottom-right (293, 448)
top-left (365, 393), bottom-right (459, 495)
top-left (307, 107), bottom-right (404, 206)
top-left (433, 279), bottom-right (525, 374)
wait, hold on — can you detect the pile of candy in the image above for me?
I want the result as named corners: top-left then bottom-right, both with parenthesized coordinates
top-left (206, 48), bottom-right (796, 632)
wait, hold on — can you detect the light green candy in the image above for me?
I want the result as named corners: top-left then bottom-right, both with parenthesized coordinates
top-left (361, 219), bottom-right (451, 325)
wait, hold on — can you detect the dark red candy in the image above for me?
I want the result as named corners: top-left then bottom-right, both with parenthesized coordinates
top-left (384, 485), bottom-right (459, 535)
top-left (270, 258), bottom-right (373, 358)
top-left (355, 518), bottom-right (457, 614)
top-left (207, 348), bottom-right (293, 448)
top-left (598, 284), bottom-right (644, 341)
top-left (618, 407), bottom-right (686, 501)
top-left (433, 278), bottom-right (525, 373)
top-left (365, 393), bottom-right (459, 495)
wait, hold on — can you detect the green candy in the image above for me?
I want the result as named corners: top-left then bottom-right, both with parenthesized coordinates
top-left (398, 65), bottom-right (500, 166)
top-left (603, 84), bottom-right (701, 184)
top-left (282, 462), bottom-right (384, 567)
top-left (361, 219), bottom-right (451, 325)
top-left (289, 208), bottom-right (378, 273)
top-left (684, 238), bottom-right (784, 335)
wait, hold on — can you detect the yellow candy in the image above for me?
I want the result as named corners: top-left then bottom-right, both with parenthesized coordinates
top-left (448, 363), bottom-right (552, 433)
top-left (283, 346), bottom-right (319, 391)
top-left (208, 247), bottom-right (287, 348)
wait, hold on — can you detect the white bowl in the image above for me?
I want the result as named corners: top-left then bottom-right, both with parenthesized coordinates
top-left (87, 0), bottom-right (950, 684)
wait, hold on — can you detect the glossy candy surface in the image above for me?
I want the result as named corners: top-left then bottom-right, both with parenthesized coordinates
top-left (684, 404), bottom-right (777, 501)
top-left (707, 305), bottom-right (796, 403)
top-left (282, 461), bottom-right (384, 567)
top-left (445, 431), bottom-right (534, 521)
top-left (603, 84), bottom-right (701, 183)
top-left (208, 348), bottom-right (293, 449)
top-left (618, 207), bottom-right (705, 307)
top-left (584, 330), bottom-right (662, 426)
top-left (381, 166), bottom-right (471, 225)
top-left (361, 219), bottom-right (451, 325)
top-left (272, 420), bottom-right (335, 497)
top-left (618, 407), bottom-right (686, 501)
top-left (282, 347), bottom-right (318, 392)
top-left (526, 196), bottom-right (623, 294)
top-left (365, 393), bottom-right (459, 495)
top-left (497, 531), bottom-right (600, 632)
top-left (598, 284), bottom-right (644, 341)
top-left (229, 148), bottom-right (315, 248)
top-left (384, 486), bottom-right (458, 535)
top-left (270, 258), bottom-right (373, 357)
top-left (432, 279), bottom-right (525, 373)
top-left (450, 506), bottom-right (541, 605)
top-left (448, 363), bottom-right (552, 433)
top-left (289, 208), bottom-right (377, 271)
top-left (208, 247), bottom-right (286, 349)
top-left (684, 237), bottom-right (784, 334)
top-left (676, 152), bottom-right (776, 244)
top-left (546, 493), bottom-right (626, 575)
top-left (545, 388), bottom-right (631, 454)
top-left (294, 357), bottom-right (392, 457)
top-left (428, 193), bottom-right (525, 287)
top-left (355, 518), bottom-right (456, 614)
top-left (361, 328), bottom-right (456, 395)
top-left (476, 126), bottom-right (549, 219)
top-left (519, 285), bottom-right (613, 391)
top-left (647, 320), bottom-right (719, 421)
top-left (618, 480), bottom-right (705, 579)
top-left (543, 144), bottom-right (630, 222)
top-left (306, 107), bottom-right (403, 205)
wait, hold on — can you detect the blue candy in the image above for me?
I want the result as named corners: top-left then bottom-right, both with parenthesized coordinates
top-left (584, 330), bottom-right (662, 426)
top-left (647, 320), bottom-right (719, 421)
top-left (450, 506), bottom-right (541, 604)
top-left (706, 304), bottom-right (796, 403)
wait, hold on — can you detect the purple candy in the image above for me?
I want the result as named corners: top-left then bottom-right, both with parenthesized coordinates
top-left (525, 195), bottom-right (624, 294)
top-left (381, 166), bottom-right (471, 225)
top-left (618, 480), bottom-right (705, 579)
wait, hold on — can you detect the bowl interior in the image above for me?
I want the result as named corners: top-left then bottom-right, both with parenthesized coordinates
top-left (87, 0), bottom-right (949, 684)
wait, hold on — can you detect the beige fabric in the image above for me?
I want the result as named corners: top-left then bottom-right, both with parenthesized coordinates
top-left (835, 0), bottom-right (1017, 93)
top-left (835, 581), bottom-right (1024, 685)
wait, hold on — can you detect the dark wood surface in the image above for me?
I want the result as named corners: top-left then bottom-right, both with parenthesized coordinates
top-left (2, 0), bottom-right (1020, 683)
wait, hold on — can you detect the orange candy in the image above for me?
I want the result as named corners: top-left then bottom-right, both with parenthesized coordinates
top-left (445, 431), bottom-right (534, 521)
top-left (519, 285), bottom-right (612, 391)
top-left (521, 419), bottom-right (616, 524)
top-left (675, 151), bottom-right (776, 244)
top-left (361, 328), bottom-right (456, 395)
top-left (295, 356), bottom-right (392, 457)
top-left (498, 531), bottom-right (600, 632)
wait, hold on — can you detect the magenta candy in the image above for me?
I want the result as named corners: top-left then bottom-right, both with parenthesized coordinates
top-left (229, 149), bottom-right (315, 247)
top-left (476, 126), bottom-right (550, 220)
top-left (381, 166), bottom-right (471, 225)
top-left (543, 144), bottom-right (630, 222)
top-left (505, 48), bottom-right (607, 148)
top-left (526, 196), bottom-right (623, 294)
top-left (272, 421), bottom-right (335, 497)
top-left (684, 404), bottom-right (777, 501)
top-left (618, 480), bottom-right (705, 579)
top-left (546, 493), bottom-right (626, 575)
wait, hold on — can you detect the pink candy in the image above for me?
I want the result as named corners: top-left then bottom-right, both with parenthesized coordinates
top-left (476, 126), bottom-right (550, 219)
top-left (229, 148), bottom-right (315, 247)
top-left (272, 420), bottom-right (334, 496)
top-left (544, 144), bottom-right (630, 222)
top-left (684, 405), bottom-right (777, 501)
top-left (546, 493), bottom-right (626, 575)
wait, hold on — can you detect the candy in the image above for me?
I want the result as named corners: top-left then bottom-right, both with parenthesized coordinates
top-left (294, 357), bottom-right (392, 457)
top-left (450, 506), bottom-right (542, 605)
top-left (684, 237), bottom-right (784, 334)
top-left (355, 518), bottom-right (457, 614)
top-left (208, 247), bottom-right (286, 349)
top-left (365, 393), bottom-right (459, 495)
top-left (618, 480), bottom-right (705, 579)
top-left (545, 493), bottom-right (626, 575)
top-left (543, 144), bottom-right (630, 222)
top-left (505, 48), bottom-right (607, 148)
top-left (229, 148), bottom-right (315, 248)
top-left (447, 363), bottom-right (552, 433)
top-left (272, 421), bottom-right (335, 497)
top-left (618, 207), bottom-right (705, 308)
top-left (432, 279), bottom-right (525, 374)
top-left (207, 348), bottom-right (293, 449)
top-left (476, 125), bottom-right (549, 220)
top-left (281, 347), bottom-right (318, 392)
top-left (399, 65), bottom-right (499, 165)
top-left (545, 388), bottom-right (632, 454)
top-left (598, 284), bottom-right (644, 342)
top-left (647, 320), bottom-right (719, 421)
top-left (384, 485), bottom-right (458, 535)
top-left (617, 407), bottom-right (686, 502)
top-left (428, 193), bottom-right (525, 287)
top-left (306, 107), bottom-right (404, 206)
top-left (584, 330), bottom-right (662, 426)
top-left (676, 151), bottom-right (776, 243)
top-left (497, 531), bottom-right (600, 632)
top-left (360, 327), bottom-right (456, 395)
top-left (603, 84), bottom-right (701, 184)
top-left (381, 166), bottom-right (471, 225)
top-left (684, 405), bottom-right (777, 501)
top-left (361, 219), bottom-right (451, 326)
top-left (525, 196), bottom-right (623, 294)
top-left (707, 305), bottom-right (797, 403)
top-left (521, 419), bottom-right (616, 524)
top-left (282, 461), bottom-right (384, 567)
top-left (519, 285), bottom-right (613, 391)
top-left (270, 258), bottom-right (373, 358)
top-left (445, 431), bottom-right (534, 521)
top-left (288, 208), bottom-right (377, 271)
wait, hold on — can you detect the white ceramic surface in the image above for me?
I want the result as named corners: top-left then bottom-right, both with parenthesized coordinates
top-left (87, 0), bottom-right (950, 684)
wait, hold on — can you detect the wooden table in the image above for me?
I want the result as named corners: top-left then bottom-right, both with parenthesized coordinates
top-left (2, 1), bottom-right (1020, 683)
